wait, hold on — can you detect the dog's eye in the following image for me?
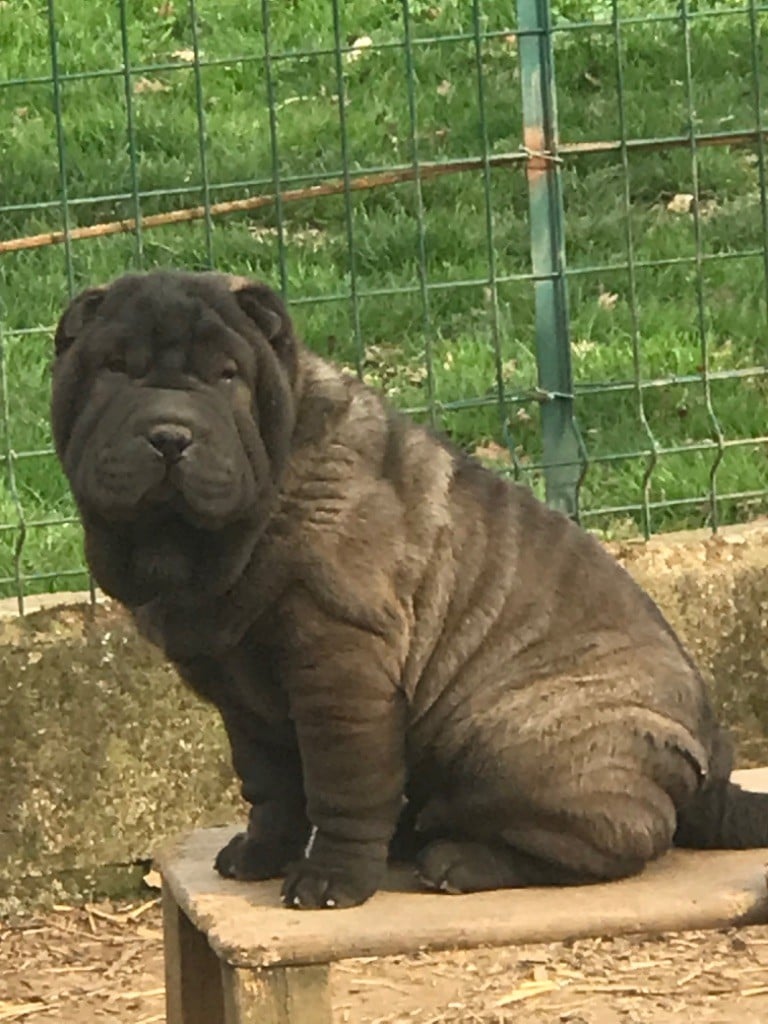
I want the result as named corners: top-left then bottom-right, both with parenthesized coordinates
top-left (105, 356), bottom-right (127, 374)
top-left (220, 362), bottom-right (238, 382)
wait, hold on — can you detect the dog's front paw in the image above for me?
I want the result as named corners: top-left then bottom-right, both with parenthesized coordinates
top-left (281, 849), bottom-right (383, 909)
top-left (214, 832), bottom-right (300, 881)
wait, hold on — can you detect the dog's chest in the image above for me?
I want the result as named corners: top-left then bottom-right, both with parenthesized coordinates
top-left (218, 636), bottom-right (294, 728)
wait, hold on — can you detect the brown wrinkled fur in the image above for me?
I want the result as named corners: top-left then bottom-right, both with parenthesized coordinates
top-left (50, 270), bottom-right (768, 909)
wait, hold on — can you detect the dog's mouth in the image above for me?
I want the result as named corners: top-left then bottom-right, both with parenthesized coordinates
top-left (136, 466), bottom-right (245, 533)
top-left (144, 475), bottom-right (177, 503)
top-left (129, 464), bottom-right (201, 528)
top-left (144, 460), bottom-right (190, 505)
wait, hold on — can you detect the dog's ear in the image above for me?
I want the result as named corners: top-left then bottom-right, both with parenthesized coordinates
top-left (225, 276), bottom-right (299, 477)
top-left (54, 287), bottom-right (107, 356)
top-left (227, 277), bottom-right (299, 385)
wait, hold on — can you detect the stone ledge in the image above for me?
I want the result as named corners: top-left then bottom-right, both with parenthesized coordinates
top-left (0, 601), bottom-right (242, 913)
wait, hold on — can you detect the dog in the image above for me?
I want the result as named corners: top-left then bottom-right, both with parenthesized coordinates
top-left (50, 269), bottom-right (768, 909)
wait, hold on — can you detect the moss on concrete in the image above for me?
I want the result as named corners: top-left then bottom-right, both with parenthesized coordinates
top-left (1, 521), bottom-right (767, 911)
top-left (0, 603), bottom-right (242, 912)
top-left (612, 522), bottom-right (768, 766)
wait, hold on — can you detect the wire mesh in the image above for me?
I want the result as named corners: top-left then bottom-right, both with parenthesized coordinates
top-left (0, 0), bottom-right (766, 610)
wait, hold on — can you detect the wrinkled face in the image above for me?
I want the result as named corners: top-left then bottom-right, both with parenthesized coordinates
top-left (51, 271), bottom-right (298, 534)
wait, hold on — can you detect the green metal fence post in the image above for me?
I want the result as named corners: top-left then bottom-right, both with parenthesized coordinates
top-left (516, 0), bottom-right (583, 519)
top-left (260, 0), bottom-right (289, 299)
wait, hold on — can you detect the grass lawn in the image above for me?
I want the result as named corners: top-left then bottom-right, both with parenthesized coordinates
top-left (1, 0), bottom-right (767, 598)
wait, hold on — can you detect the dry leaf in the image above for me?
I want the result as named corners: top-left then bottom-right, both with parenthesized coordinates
top-left (403, 366), bottom-right (428, 385)
top-left (108, 987), bottom-right (165, 1002)
top-left (14, 107), bottom-right (29, 118)
top-left (436, 79), bottom-right (452, 97)
top-left (171, 48), bottom-right (196, 62)
top-left (598, 289), bottom-right (619, 310)
top-left (143, 868), bottom-right (162, 890)
top-left (474, 441), bottom-right (512, 466)
top-left (496, 979), bottom-right (561, 1005)
top-left (134, 77), bottom-right (170, 95)
top-left (155, 0), bottom-right (174, 14)
top-left (344, 35), bottom-right (373, 63)
top-left (0, 1004), bottom-right (59, 1022)
top-left (667, 193), bottom-right (694, 214)
top-left (572, 338), bottom-right (597, 357)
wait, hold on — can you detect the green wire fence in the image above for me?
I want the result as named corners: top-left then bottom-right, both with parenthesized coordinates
top-left (0, 0), bottom-right (767, 609)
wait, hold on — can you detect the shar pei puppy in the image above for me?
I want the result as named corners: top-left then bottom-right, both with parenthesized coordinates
top-left (51, 269), bottom-right (768, 909)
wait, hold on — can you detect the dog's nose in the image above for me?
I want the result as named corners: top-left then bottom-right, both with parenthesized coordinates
top-left (147, 424), bottom-right (193, 463)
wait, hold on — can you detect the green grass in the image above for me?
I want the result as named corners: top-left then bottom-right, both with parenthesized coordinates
top-left (1, 0), bottom-right (767, 598)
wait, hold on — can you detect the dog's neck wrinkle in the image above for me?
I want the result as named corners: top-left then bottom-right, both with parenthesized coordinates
top-left (127, 516), bottom-right (260, 605)
top-left (134, 529), bottom-right (293, 658)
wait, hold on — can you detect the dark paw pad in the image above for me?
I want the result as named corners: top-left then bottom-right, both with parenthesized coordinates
top-left (281, 859), bottom-right (380, 910)
top-left (214, 832), bottom-right (297, 882)
top-left (416, 840), bottom-right (522, 894)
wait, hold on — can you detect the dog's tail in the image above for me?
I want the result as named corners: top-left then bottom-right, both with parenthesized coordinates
top-left (675, 777), bottom-right (768, 849)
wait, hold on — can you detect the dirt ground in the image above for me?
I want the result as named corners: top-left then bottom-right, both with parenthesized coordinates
top-left (3, 895), bottom-right (768, 1024)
